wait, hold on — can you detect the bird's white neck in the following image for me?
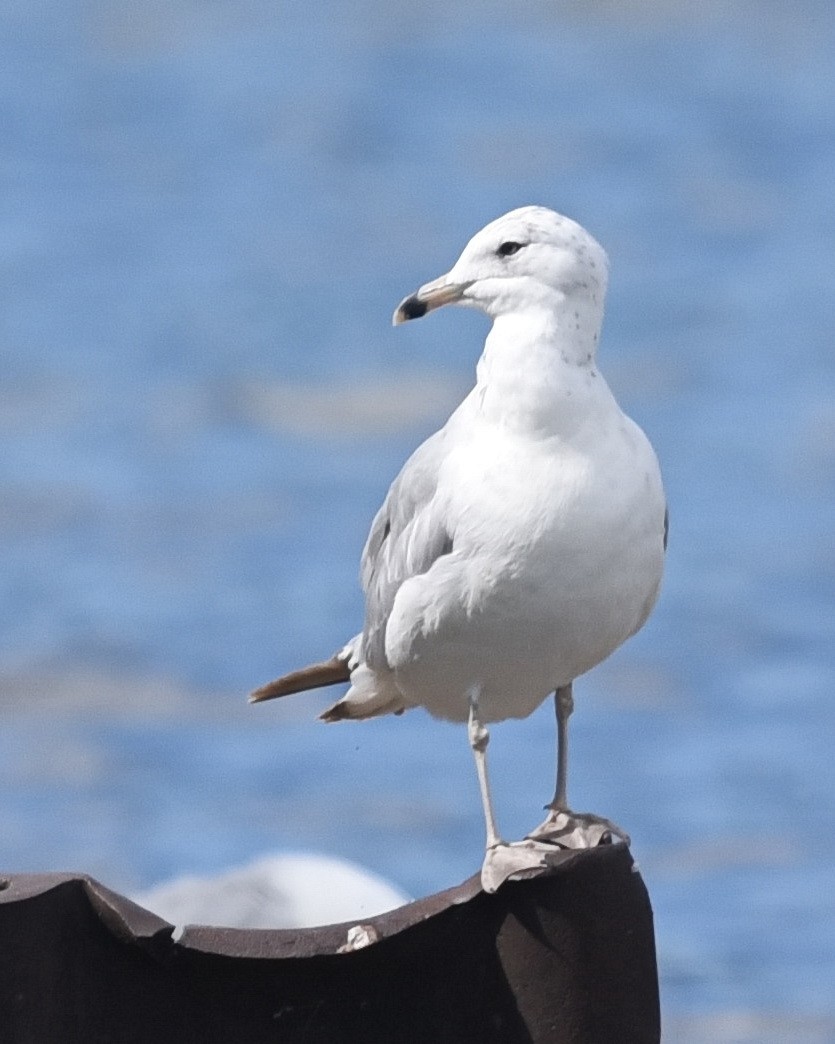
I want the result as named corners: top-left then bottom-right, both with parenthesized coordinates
top-left (474, 300), bottom-right (611, 438)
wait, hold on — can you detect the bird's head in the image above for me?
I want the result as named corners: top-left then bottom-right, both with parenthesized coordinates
top-left (393, 206), bottom-right (608, 325)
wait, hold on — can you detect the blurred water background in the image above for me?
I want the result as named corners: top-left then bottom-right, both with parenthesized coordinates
top-left (2, 1), bottom-right (834, 1038)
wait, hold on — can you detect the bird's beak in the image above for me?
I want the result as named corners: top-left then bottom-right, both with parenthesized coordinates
top-left (392, 274), bottom-right (472, 325)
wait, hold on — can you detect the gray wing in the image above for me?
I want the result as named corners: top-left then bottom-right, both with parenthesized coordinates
top-left (360, 428), bottom-right (454, 671)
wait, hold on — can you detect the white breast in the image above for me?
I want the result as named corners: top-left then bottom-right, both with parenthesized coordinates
top-left (384, 381), bottom-right (666, 723)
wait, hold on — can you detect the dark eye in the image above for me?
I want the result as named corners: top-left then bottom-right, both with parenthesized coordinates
top-left (496, 241), bottom-right (524, 257)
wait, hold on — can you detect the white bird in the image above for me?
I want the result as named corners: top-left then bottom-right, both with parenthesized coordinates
top-left (134, 852), bottom-right (410, 930)
top-left (252, 206), bottom-right (667, 892)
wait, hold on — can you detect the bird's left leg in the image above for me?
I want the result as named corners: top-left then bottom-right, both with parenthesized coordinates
top-left (470, 690), bottom-right (574, 893)
top-left (527, 683), bottom-right (631, 848)
top-left (552, 681), bottom-right (573, 812)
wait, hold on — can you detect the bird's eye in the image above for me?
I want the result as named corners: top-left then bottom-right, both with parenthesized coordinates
top-left (496, 241), bottom-right (524, 257)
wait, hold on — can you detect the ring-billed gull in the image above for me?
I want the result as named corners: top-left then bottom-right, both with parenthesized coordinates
top-left (252, 206), bottom-right (667, 892)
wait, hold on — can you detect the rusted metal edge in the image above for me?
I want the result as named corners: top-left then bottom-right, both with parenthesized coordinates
top-left (0, 872), bottom-right (174, 952)
top-left (0, 844), bottom-right (660, 1042)
top-left (0, 843), bottom-right (622, 961)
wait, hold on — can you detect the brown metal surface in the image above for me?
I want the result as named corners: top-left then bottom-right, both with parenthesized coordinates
top-left (0, 844), bottom-right (659, 1043)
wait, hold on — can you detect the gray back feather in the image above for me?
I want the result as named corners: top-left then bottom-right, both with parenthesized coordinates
top-left (360, 428), bottom-right (453, 670)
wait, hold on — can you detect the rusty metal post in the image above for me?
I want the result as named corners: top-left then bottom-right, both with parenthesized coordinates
top-left (0, 844), bottom-right (659, 1043)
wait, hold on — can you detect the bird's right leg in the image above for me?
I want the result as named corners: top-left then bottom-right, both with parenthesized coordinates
top-left (467, 691), bottom-right (502, 851)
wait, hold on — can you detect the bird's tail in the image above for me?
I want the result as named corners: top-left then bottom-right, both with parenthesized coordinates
top-left (249, 656), bottom-right (351, 703)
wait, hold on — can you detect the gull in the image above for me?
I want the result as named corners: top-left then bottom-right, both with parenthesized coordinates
top-left (133, 852), bottom-right (410, 930)
top-left (251, 206), bottom-right (667, 892)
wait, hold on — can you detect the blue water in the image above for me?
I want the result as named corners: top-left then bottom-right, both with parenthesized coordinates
top-left (2, 1), bottom-right (835, 1035)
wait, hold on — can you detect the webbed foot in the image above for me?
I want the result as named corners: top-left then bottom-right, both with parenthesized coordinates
top-left (480, 838), bottom-right (576, 893)
top-left (526, 808), bottom-right (630, 849)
